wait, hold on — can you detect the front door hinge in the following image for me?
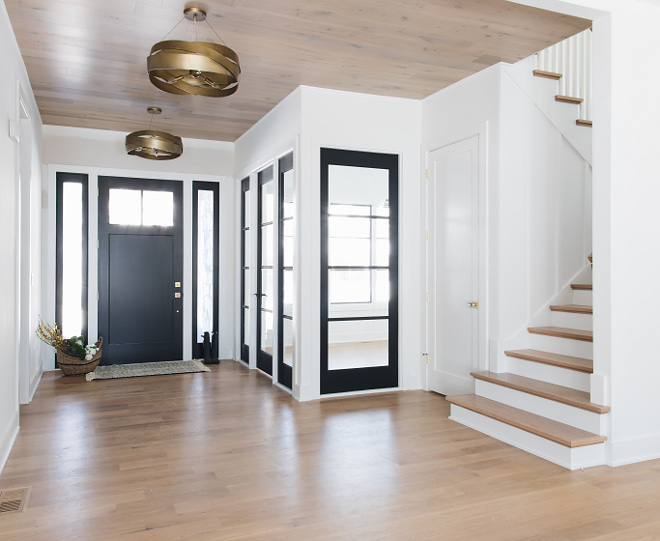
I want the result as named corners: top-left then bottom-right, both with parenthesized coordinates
top-left (426, 169), bottom-right (429, 179)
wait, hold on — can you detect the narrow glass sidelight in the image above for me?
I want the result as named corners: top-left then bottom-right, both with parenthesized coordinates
top-left (196, 190), bottom-right (215, 340)
top-left (192, 182), bottom-right (219, 360)
top-left (60, 182), bottom-right (84, 338)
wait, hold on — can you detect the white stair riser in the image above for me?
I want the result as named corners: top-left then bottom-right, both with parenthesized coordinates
top-left (550, 311), bottom-right (593, 331)
top-left (530, 334), bottom-right (593, 359)
top-left (572, 289), bottom-right (593, 305)
top-left (506, 356), bottom-right (590, 392)
top-left (475, 380), bottom-right (608, 435)
top-left (449, 404), bottom-right (606, 470)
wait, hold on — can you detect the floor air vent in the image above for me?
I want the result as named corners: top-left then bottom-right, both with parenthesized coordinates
top-left (0, 487), bottom-right (31, 514)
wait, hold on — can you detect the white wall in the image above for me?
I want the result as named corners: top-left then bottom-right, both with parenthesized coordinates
top-left (41, 126), bottom-right (235, 366)
top-left (0, 1), bottom-right (44, 473)
top-left (299, 86), bottom-right (422, 400)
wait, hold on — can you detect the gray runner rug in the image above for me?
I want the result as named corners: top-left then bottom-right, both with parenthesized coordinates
top-left (86, 360), bottom-right (210, 381)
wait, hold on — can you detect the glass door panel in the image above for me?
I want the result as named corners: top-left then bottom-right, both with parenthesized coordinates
top-left (321, 149), bottom-right (399, 394)
top-left (278, 153), bottom-right (295, 389)
top-left (257, 166), bottom-right (274, 375)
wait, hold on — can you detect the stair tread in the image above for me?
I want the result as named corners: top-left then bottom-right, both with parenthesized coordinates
top-left (505, 349), bottom-right (593, 373)
top-left (571, 283), bottom-right (592, 290)
top-left (471, 370), bottom-right (609, 413)
top-left (556, 95), bottom-right (584, 104)
top-left (550, 304), bottom-right (593, 314)
top-left (447, 394), bottom-right (607, 448)
top-left (528, 326), bottom-right (593, 342)
top-left (577, 119), bottom-right (593, 127)
top-left (533, 69), bottom-right (562, 80)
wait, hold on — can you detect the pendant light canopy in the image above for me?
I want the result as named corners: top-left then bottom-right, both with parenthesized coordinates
top-left (147, 7), bottom-right (240, 97)
top-left (125, 107), bottom-right (183, 160)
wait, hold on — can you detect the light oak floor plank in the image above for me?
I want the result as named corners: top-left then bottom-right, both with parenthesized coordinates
top-left (1, 362), bottom-right (659, 540)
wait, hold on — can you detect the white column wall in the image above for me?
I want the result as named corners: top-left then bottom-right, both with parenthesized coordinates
top-left (298, 87), bottom-right (423, 400)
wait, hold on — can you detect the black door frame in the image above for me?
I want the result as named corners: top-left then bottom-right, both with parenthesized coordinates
top-left (277, 152), bottom-right (294, 389)
top-left (56, 172), bottom-right (89, 344)
top-left (98, 176), bottom-right (184, 364)
top-left (240, 177), bottom-right (250, 364)
top-left (256, 166), bottom-right (274, 375)
top-left (192, 181), bottom-right (220, 360)
top-left (320, 148), bottom-right (399, 394)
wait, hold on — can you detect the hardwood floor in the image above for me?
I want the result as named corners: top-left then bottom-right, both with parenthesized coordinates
top-left (1, 362), bottom-right (660, 540)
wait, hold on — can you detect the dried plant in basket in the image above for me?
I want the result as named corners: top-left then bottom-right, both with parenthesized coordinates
top-left (36, 319), bottom-right (103, 376)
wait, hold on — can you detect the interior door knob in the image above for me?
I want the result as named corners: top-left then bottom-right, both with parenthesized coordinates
top-left (468, 301), bottom-right (479, 308)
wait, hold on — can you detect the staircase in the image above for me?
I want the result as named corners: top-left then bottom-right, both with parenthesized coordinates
top-left (447, 256), bottom-right (607, 470)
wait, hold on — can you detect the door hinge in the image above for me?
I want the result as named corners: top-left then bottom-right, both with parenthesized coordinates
top-left (426, 169), bottom-right (429, 179)
top-left (423, 353), bottom-right (429, 364)
top-left (426, 230), bottom-right (429, 240)
top-left (426, 292), bottom-right (429, 302)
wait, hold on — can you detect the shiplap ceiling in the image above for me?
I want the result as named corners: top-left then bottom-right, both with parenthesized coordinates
top-left (5, 0), bottom-right (590, 142)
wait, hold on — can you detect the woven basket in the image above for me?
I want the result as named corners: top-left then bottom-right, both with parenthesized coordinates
top-left (56, 337), bottom-right (103, 376)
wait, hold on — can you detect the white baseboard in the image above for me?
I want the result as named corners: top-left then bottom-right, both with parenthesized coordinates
top-left (29, 367), bottom-right (43, 402)
top-left (608, 434), bottom-right (660, 467)
top-left (0, 411), bottom-right (20, 475)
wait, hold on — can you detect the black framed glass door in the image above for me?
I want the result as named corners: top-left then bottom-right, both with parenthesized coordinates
top-left (257, 166), bottom-right (275, 375)
top-left (278, 153), bottom-right (294, 389)
top-left (320, 149), bottom-right (399, 394)
top-left (240, 177), bottom-right (250, 364)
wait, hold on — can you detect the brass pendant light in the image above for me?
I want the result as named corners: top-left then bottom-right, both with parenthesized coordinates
top-left (125, 107), bottom-right (183, 160)
top-left (147, 7), bottom-right (240, 97)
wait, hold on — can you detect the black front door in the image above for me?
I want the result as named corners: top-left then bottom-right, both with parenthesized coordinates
top-left (98, 176), bottom-right (183, 364)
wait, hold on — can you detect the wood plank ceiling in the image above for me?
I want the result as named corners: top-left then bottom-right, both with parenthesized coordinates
top-left (5, 0), bottom-right (591, 142)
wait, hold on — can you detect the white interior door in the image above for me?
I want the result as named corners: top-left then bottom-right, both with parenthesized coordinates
top-left (427, 136), bottom-right (479, 396)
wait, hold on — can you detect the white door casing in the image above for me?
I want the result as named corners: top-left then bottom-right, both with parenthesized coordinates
top-left (426, 136), bottom-right (480, 396)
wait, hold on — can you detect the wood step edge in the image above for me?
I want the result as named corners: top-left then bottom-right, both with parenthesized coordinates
top-left (571, 283), bottom-right (592, 290)
top-left (556, 95), bottom-right (584, 104)
top-left (528, 326), bottom-right (593, 342)
top-left (504, 349), bottom-right (593, 374)
top-left (577, 119), bottom-right (593, 127)
top-left (471, 371), bottom-right (610, 414)
top-left (533, 69), bottom-right (562, 80)
top-left (447, 394), bottom-right (607, 448)
top-left (549, 304), bottom-right (593, 314)
top-left (588, 252), bottom-right (593, 262)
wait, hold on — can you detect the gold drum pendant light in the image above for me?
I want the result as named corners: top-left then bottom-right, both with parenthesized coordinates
top-left (125, 107), bottom-right (183, 160)
top-left (147, 7), bottom-right (240, 97)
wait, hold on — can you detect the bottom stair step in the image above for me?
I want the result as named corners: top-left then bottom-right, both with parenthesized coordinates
top-left (446, 394), bottom-right (606, 448)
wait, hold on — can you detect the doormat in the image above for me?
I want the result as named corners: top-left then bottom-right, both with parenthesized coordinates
top-left (86, 360), bottom-right (210, 381)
